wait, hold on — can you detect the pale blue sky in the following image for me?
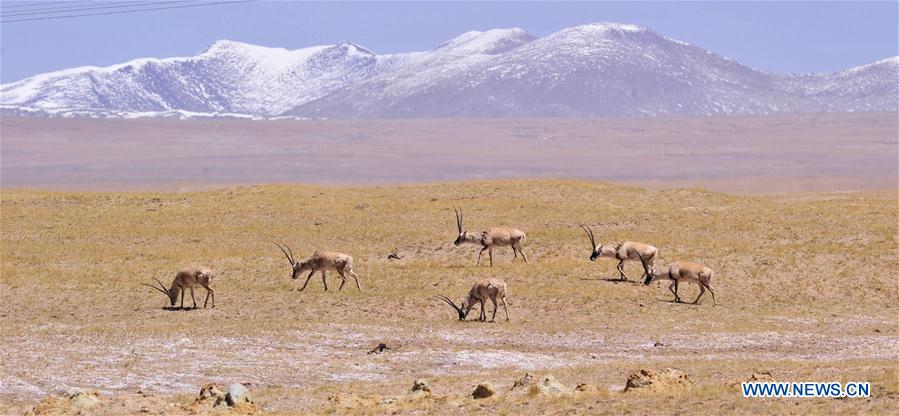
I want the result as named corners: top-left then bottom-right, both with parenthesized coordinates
top-left (1, 1), bottom-right (896, 83)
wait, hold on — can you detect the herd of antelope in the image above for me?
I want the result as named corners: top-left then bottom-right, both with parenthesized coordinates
top-left (142, 207), bottom-right (716, 321)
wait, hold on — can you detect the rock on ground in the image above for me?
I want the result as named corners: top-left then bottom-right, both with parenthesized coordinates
top-left (411, 379), bottom-right (431, 393)
top-left (226, 383), bottom-right (253, 406)
top-left (511, 372), bottom-right (536, 390)
top-left (472, 383), bottom-right (496, 399)
top-left (624, 368), bottom-right (694, 393)
top-left (528, 374), bottom-right (571, 396)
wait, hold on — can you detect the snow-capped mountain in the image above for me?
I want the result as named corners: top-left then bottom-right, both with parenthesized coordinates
top-left (2, 23), bottom-right (896, 118)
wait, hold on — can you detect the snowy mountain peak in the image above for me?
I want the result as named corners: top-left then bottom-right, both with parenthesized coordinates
top-left (437, 28), bottom-right (535, 55)
top-left (2, 23), bottom-right (895, 119)
top-left (329, 41), bottom-right (375, 57)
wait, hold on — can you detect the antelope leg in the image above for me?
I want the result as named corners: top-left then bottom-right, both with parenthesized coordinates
top-left (477, 247), bottom-right (487, 266)
top-left (488, 248), bottom-right (494, 267)
top-left (518, 245), bottom-right (529, 264)
top-left (502, 297), bottom-right (509, 321)
top-left (321, 271), bottom-right (328, 291)
top-left (617, 259), bottom-right (628, 280)
top-left (693, 284), bottom-right (706, 305)
top-left (705, 283), bottom-right (717, 306)
top-left (190, 287), bottom-right (197, 309)
top-left (299, 270), bottom-right (315, 291)
top-left (348, 270), bottom-right (362, 291)
top-left (490, 297), bottom-right (498, 322)
top-left (337, 270), bottom-right (347, 291)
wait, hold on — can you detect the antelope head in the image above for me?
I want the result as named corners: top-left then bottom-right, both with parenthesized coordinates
top-left (452, 207), bottom-right (467, 246)
top-left (141, 278), bottom-right (177, 306)
top-left (637, 253), bottom-right (657, 285)
top-left (436, 295), bottom-right (472, 321)
top-left (581, 224), bottom-right (602, 261)
top-left (275, 242), bottom-right (307, 279)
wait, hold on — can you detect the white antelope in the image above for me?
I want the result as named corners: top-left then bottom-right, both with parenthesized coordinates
top-left (275, 243), bottom-right (362, 291)
top-left (452, 207), bottom-right (528, 266)
top-left (141, 267), bottom-right (215, 309)
top-left (581, 224), bottom-right (658, 281)
top-left (637, 253), bottom-right (716, 305)
top-left (437, 278), bottom-right (510, 322)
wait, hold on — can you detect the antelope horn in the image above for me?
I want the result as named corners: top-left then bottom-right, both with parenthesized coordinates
top-left (453, 207), bottom-right (463, 232)
top-left (141, 282), bottom-right (169, 296)
top-left (580, 224), bottom-right (595, 249)
top-left (435, 295), bottom-right (463, 314)
top-left (274, 242), bottom-right (295, 265)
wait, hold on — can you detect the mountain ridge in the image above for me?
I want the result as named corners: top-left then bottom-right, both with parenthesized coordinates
top-left (2, 23), bottom-right (896, 119)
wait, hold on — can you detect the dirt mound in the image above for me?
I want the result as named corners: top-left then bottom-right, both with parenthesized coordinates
top-left (528, 374), bottom-right (572, 396)
top-left (624, 368), bottom-right (694, 393)
top-left (30, 391), bottom-right (105, 415)
top-left (472, 383), bottom-right (496, 399)
top-left (511, 372), bottom-right (536, 391)
top-left (28, 391), bottom-right (182, 416)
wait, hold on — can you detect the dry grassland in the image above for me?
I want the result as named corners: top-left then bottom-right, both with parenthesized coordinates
top-left (1, 180), bottom-right (897, 414)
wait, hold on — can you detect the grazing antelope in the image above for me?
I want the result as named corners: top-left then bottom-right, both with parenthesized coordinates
top-left (637, 253), bottom-right (716, 305)
top-left (141, 267), bottom-right (215, 309)
top-left (580, 224), bottom-right (657, 281)
top-left (437, 278), bottom-right (509, 322)
top-left (275, 243), bottom-right (362, 291)
top-left (452, 207), bottom-right (528, 267)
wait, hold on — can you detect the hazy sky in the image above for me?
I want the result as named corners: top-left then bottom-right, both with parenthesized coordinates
top-left (1, 1), bottom-right (896, 83)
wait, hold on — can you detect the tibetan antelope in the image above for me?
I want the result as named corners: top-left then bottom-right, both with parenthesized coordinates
top-left (275, 243), bottom-right (362, 291)
top-left (141, 267), bottom-right (215, 309)
top-left (437, 278), bottom-right (509, 322)
top-left (452, 207), bottom-right (528, 267)
top-left (637, 253), bottom-right (716, 305)
top-left (580, 224), bottom-right (657, 281)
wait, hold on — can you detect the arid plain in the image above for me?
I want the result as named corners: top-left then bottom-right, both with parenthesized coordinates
top-left (1, 113), bottom-right (897, 415)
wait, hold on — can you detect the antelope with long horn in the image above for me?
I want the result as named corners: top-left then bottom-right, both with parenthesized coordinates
top-left (580, 224), bottom-right (658, 281)
top-left (436, 278), bottom-right (509, 322)
top-left (452, 207), bottom-right (528, 267)
top-left (141, 267), bottom-right (215, 309)
top-left (637, 253), bottom-right (716, 305)
top-left (275, 243), bottom-right (362, 291)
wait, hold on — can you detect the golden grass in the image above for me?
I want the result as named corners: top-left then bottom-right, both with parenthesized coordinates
top-left (1, 180), bottom-right (896, 414)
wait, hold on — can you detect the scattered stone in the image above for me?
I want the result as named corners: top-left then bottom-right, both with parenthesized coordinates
top-left (197, 383), bottom-right (224, 401)
top-left (575, 383), bottom-right (598, 393)
top-left (411, 379), bottom-right (431, 394)
top-left (624, 368), bottom-right (694, 393)
top-left (528, 374), bottom-right (571, 396)
top-left (387, 253), bottom-right (402, 260)
top-left (747, 371), bottom-right (775, 382)
top-left (31, 395), bottom-right (70, 415)
top-left (226, 383), bottom-right (253, 406)
top-left (69, 391), bottom-right (103, 408)
top-left (368, 343), bottom-right (392, 354)
top-left (472, 383), bottom-right (496, 399)
top-left (511, 372), bottom-right (536, 390)
top-left (653, 341), bottom-right (666, 347)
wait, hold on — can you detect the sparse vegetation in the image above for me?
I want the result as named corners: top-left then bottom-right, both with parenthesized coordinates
top-left (1, 180), bottom-right (896, 414)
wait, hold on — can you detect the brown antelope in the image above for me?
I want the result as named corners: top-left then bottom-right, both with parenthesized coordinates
top-left (275, 243), bottom-right (362, 291)
top-left (452, 207), bottom-right (528, 266)
top-left (437, 278), bottom-right (509, 322)
top-left (141, 267), bottom-right (215, 309)
top-left (637, 253), bottom-right (716, 305)
top-left (581, 224), bottom-right (657, 281)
